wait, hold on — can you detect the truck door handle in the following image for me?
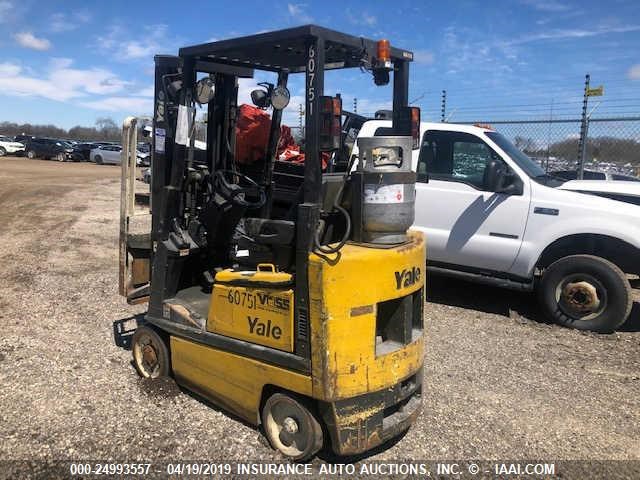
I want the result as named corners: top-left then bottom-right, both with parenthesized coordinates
top-left (489, 232), bottom-right (519, 239)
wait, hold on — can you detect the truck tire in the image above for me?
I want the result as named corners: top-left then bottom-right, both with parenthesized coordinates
top-left (132, 325), bottom-right (171, 378)
top-left (538, 255), bottom-right (632, 332)
top-left (0, 147), bottom-right (6, 156)
top-left (261, 393), bottom-right (323, 461)
top-left (27, 150), bottom-right (36, 159)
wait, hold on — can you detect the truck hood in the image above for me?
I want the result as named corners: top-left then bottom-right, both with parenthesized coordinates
top-left (558, 180), bottom-right (640, 198)
top-left (535, 179), bottom-right (640, 217)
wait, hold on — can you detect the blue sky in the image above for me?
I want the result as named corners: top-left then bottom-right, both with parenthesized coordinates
top-left (0, 0), bottom-right (639, 130)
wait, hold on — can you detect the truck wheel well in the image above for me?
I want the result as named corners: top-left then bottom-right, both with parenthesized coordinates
top-left (537, 234), bottom-right (640, 274)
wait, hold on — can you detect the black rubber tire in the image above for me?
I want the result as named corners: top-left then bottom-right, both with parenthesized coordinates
top-left (94, 155), bottom-right (103, 165)
top-left (27, 150), bottom-right (36, 159)
top-left (131, 325), bottom-right (171, 378)
top-left (261, 393), bottom-right (323, 461)
top-left (538, 254), bottom-right (632, 332)
top-left (0, 147), bottom-right (6, 156)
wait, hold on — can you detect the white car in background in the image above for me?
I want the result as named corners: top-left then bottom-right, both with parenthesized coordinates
top-left (0, 135), bottom-right (26, 156)
top-left (90, 144), bottom-right (122, 164)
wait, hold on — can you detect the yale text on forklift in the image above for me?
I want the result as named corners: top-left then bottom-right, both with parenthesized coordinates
top-left (247, 316), bottom-right (282, 339)
top-left (395, 266), bottom-right (421, 289)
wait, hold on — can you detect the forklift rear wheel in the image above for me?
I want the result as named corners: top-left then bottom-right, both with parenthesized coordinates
top-left (132, 326), bottom-right (170, 378)
top-left (262, 393), bottom-right (323, 461)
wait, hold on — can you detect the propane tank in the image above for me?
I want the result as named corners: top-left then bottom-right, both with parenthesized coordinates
top-left (355, 136), bottom-right (415, 244)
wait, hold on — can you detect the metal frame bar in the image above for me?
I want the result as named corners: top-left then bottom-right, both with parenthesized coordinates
top-left (179, 25), bottom-right (412, 64)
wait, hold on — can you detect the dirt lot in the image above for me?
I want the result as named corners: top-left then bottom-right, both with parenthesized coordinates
top-left (0, 156), bottom-right (639, 475)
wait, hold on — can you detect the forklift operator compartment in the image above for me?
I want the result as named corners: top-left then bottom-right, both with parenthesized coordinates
top-left (119, 24), bottom-right (426, 460)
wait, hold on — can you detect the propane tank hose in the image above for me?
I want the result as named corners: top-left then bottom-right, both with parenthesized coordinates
top-left (313, 181), bottom-right (351, 255)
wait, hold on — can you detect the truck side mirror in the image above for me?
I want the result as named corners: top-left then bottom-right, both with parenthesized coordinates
top-left (484, 158), bottom-right (505, 192)
top-left (497, 173), bottom-right (523, 195)
top-left (484, 159), bottom-right (522, 195)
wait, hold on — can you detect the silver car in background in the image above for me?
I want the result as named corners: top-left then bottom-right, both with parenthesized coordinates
top-left (90, 144), bottom-right (122, 165)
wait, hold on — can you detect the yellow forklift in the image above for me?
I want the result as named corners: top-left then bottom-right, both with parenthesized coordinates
top-left (119, 25), bottom-right (425, 460)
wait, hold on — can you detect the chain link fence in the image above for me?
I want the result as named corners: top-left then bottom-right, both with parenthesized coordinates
top-left (457, 116), bottom-right (640, 177)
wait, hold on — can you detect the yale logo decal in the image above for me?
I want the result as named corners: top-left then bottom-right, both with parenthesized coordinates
top-left (395, 266), bottom-right (421, 289)
top-left (248, 316), bottom-right (282, 340)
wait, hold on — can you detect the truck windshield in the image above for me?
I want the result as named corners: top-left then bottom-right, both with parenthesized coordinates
top-left (485, 131), bottom-right (546, 179)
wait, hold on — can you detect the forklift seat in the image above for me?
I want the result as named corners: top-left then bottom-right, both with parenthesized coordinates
top-left (234, 218), bottom-right (295, 269)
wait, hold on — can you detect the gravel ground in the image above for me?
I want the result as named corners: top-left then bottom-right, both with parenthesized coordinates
top-left (0, 156), bottom-right (639, 478)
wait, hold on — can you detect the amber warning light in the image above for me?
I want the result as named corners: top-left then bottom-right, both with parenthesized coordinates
top-left (377, 39), bottom-right (391, 67)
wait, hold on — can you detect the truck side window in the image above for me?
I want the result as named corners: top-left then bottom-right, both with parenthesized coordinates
top-left (417, 131), bottom-right (451, 179)
top-left (452, 140), bottom-right (492, 189)
top-left (418, 130), bottom-right (503, 191)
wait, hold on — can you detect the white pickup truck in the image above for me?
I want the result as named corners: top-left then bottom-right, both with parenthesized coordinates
top-left (352, 121), bottom-right (640, 332)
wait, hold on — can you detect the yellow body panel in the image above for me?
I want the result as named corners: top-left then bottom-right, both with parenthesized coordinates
top-left (169, 230), bottom-right (425, 443)
top-left (208, 284), bottom-right (294, 352)
top-left (170, 336), bottom-right (312, 424)
top-left (309, 230), bottom-right (426, 401)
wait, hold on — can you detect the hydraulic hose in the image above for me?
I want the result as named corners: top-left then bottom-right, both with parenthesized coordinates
top-left (313, 180), bottom-right (352, 255)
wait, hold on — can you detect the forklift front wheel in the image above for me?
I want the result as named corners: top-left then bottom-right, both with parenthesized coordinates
top-left (132, 326), bottom-right (170, 378)
top-left (262, 393), bottom-right (323, 461)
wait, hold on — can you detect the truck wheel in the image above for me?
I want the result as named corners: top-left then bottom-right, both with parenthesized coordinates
top-left (261, 393), bottom-right (323, 461)
top-left (538, 255), bottom-right (632, 332)
top-left (27, 150), bottom-right (36, 159)
top-left (0, 147), bottom-right (6, 156)
top-left (56, 152), bottom-right (66, 162)
top-left (132, 325), bottom-right (170, 378)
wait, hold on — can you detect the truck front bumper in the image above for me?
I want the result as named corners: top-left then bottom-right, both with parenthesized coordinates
top-left (321, 368), bottom-right (423, 456)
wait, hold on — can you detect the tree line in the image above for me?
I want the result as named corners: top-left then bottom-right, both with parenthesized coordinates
top-left (0, 117), bottom-right (121, 142)
top-left (515, 135), bottom-right (640, 165)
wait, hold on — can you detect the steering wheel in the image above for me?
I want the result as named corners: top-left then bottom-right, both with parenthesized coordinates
top-left (212, 170), bottom-right (266, 209)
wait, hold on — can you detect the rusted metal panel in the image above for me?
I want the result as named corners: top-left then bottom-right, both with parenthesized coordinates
top-left (320, 368), bottom-right (423, 455)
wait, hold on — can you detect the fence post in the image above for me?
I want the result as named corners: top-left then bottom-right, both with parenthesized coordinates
top-left (577, 74), bottom-right (590, 180)
top-left (441, 90), bottom-right (447, 122)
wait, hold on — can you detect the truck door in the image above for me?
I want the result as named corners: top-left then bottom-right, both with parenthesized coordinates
top-left (414, 130), bottom-right (530, 273)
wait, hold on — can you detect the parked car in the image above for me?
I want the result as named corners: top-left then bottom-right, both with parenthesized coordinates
top-left (352, 120), bottom-right (640, 332)
top-left (90, 144), bottom-right (123, 164)
top-left (551, 169), bottom-right (640, 182)
top-left (137, 142), bottom-right (151, 166)
top-left (23, 137), bottom-right (75, 161)
top-left (0, 135), bottom-right (26, 156)
top-left (14, 134), bottom-right (34, 144)
top-left (71, 142), bottom-right (99, 161)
